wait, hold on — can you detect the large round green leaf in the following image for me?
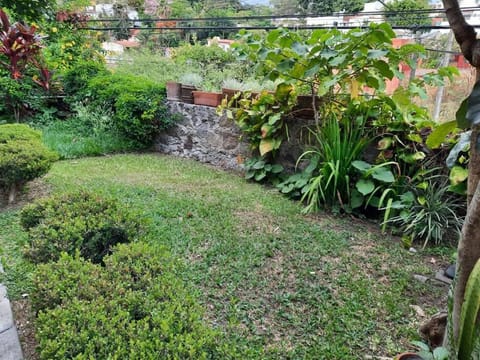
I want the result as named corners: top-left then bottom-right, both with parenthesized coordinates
top-left (371, 167), bottom-right (395, 183)
top-left (356, 179), bottom-right (374, 195)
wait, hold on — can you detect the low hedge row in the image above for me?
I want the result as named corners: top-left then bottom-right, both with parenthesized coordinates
top-left (23, 191), bottom-right (246, 358)
top-left (20, 191), bottom-right (146, 264)
top-left (33, 243), bottom-right (237, 359)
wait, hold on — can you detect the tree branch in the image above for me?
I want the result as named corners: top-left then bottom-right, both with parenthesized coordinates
top-left (443, 0), bottom-right (480, 67)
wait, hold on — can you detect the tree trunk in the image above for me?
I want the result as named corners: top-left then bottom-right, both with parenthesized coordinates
top-left (442, 0), bottom-right (480, 347)
top-left (7, 183), bottom-right (17, 204)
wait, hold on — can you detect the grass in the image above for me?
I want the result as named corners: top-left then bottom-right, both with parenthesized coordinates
top-left (41, 120), bottom-right (141, 159)
top-left (0, 154), bottom-right (450, 358)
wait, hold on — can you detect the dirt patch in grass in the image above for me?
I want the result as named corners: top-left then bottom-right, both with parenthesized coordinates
top-left (234, 208), bottom-right (282, 237)
top-left (0, 179), bottom-right (52, 212)
top-left (12, 299), bottom-right (38, 360)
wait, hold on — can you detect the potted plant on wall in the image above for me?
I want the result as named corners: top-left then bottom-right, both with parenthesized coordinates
top-left (192, 81), bottom-right (223, 107)
top-left (179, 73), bottom-right (203, 104)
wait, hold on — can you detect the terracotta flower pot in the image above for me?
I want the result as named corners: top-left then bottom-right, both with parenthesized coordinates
top-left (192, 91), bottom-right (223, 107)
top-left (166, 81), bottom-right (182, 102)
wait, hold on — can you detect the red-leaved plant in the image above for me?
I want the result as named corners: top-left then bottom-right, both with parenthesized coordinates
top-left (0, 8), bottom-right (44, 79)
top-left (0, 8), bottom-right (52, 120)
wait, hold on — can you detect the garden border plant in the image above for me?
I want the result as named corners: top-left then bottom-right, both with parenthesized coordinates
top-left (32, 242), bottom-right (241, 359)
top-left (0, 123), bottom-right (58, 205)
top-left (222, 24), bottom-right (463, 237)
top-left (20, 190), bottom-right (146, 264)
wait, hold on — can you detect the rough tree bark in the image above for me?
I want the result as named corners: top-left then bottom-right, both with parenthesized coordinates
top-left (442, 0), bottom-right (480, 345)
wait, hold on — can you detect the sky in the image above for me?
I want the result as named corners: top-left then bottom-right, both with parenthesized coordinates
top-left (241, 0), bottom-right (270, 5)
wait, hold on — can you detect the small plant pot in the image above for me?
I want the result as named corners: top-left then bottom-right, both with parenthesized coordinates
top-left (181, 84), bottom-right (197, 104)
top-left (192, 91), bottom-right (223, 107)
top-left (166, 81), bottom-right (182, 102)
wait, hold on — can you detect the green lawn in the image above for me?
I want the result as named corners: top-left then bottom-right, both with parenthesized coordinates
top-left (0, 154), bottom-right (448, 359)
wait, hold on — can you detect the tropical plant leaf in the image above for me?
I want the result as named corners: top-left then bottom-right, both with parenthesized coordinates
top-left (399, 151), bottom-right (426, 164)
top-left (371, 167), bottom-right (395, 183)
top-left (449, 165), bottom-right (468, 186)
top-left (356, 179), bottom-right (374, 195)
top-left (457, 98), bottom-right (469, 129)
top-left (259, 139), bottom-right (274, 156)
top-left (254, 170), bottom-right (267, 181)
top-left (446, 131), bottom-right (471, 168)
top-left (270, 164), bottom-right (284, 174)
top-left (367, 49), bottom-right (389, 59)
top-left (465, 80), bottom-right (480, 128)
top-left (426, 120), bottom-right (457, 149)
top-left (292, 41), bottom-right (308, 55)
top-left (350, 189), bottom-right (364, 209)
top-left (432, 347), bottom-right (449, 360)
top-left (377, 137), bottom-right (393, 150)
top-left (275, 82), bottom-right (294, 100)
top-left (449, 182), bottom-right (467, 195)
top-left (245, 170), bottom-right (256, 179)
top-left (373, 60), bottom-right (394, 79)
top-left (252, 160), bottom-right (266, 170)
top-left (261, 124), bottom-right (273, 138)
top-left (352, 160), bottom-right (371, 173)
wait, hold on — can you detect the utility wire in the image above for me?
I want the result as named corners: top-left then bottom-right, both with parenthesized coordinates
top-left (81, 25), bottom-right (460, 31)
top-left (84, 7), bottom-right (480, 23)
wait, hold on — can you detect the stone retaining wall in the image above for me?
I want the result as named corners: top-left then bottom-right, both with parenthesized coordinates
top-left (154, 101), bottom-right (314, 171)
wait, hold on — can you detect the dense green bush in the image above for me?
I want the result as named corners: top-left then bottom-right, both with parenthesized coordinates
top-left (20, 191), bottom-right (146, 263)
top-left (87, 73), bottom-right (172, 144)
top-left (0, 124), bottom-right (58, 204)
top-left (38, 102), bottom-right (141, 159)
top-left (0, 74), bottom-right (40, 121)
top-left (61, 60), bottom-right (109, 104)
top-left (31, 252), bottom-right (104, 313)
top-left (33, 243), bottom-right (237, 359)
top-left (172, 44), bottom-right (235, 68)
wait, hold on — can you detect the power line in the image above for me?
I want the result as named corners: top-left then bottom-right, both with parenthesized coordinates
top-left (424, 47), bottom-right (461, 55)
top-left (83, 7), bottom-right (480, 23)
top-left (81, 25), bottom-right (461, 31)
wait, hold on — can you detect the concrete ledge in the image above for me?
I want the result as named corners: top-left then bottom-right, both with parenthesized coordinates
top-left (0, 281), bottom-right (23, 359)
top-left (0, 326), bottom-right (23, 360)
top-left (0, 289), bottom-right (14, 333)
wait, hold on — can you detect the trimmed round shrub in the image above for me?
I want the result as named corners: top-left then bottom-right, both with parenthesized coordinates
top-left (0, 124), bottom-right (58, 204)
top-left (31, 252), bottom-right (104, 313)
top-left (33, 243), bottom-right (237, 359)
top-left (20, 191), bottom-right (146, 264)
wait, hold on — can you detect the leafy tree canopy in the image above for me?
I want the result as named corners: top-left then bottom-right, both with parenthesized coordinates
top-left (383, 0), bottom-right (431, 29)
top-left (298, 0), bottom-right (367, 14)
top-left (0, 0), bottom-right (89, 21)
top-left (271, 0), bottom-right (300, 15)
top-left (0, 0), bottom-right (56, 21)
